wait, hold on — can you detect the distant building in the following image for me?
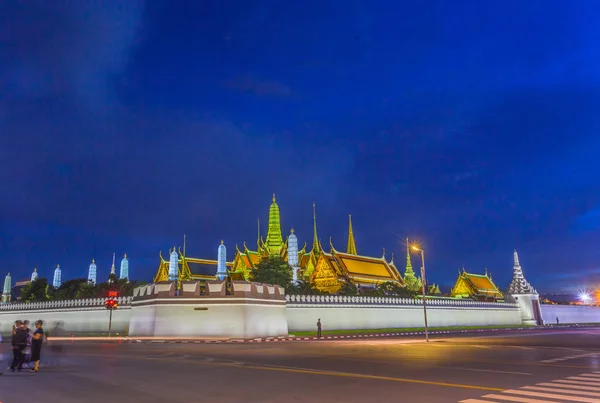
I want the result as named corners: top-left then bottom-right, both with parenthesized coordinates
top-left (450, 268), bottom-right (503, 301)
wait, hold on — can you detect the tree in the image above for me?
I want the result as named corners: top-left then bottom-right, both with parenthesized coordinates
top-left (371, 282), bottom-right (417, 298)
top-left (21, 278), bottom-right (51, 302)
top-left (250, 256), bottom-right (293, 289)
top-left (50, 278), bottom-right (89, 300)
top-left (287, 278), bottom-right (323, 295)
top-left (337, 281), bottom-right (358, 296)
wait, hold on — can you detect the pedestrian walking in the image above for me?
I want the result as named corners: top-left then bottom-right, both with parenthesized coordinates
top-left (29, 320), bottom-right (44, 373)
top-left (317, 318), bottom-right (322, 338)
top-left (22, 320), bottom-right (32, 369)
top-left (556, 317), bottom-right (559, 325)
top-left (10, 320), bottom-right (27, 372)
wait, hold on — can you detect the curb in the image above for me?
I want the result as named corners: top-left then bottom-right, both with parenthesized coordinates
top-left (117, 323), bottom-right (596, 344)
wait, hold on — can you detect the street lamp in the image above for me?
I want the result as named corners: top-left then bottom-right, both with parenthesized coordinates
top-left (411, 244), bottom-right (429, 342)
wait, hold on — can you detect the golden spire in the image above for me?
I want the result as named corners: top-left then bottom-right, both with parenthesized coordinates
top-left (346, 214), bottom-right (357, 255)
top-left (405, 237), bottom-right (414, 275)
top-left (221, 239), bottom-right (224, 244)
top-left (312, 203), bottom-right (321, 254)
top-left (290, 228), bottom-right (294, 234)
top-left (272, 193), bottom-right (276, 202)
top-left (124, 253), bottom-right (127, 258)
top-left (92, 258), bottom-right (95, 263)
top-left (57, 264), bottom-right (60, 268)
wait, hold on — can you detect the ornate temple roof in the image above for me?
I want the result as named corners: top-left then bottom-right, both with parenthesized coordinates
top-left (450, 269), bottom-right (503, 300)
top-left (508, 250), bottom-right (537, 294)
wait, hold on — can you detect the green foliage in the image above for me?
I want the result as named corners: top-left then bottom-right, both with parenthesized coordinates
top-left (250, 256), bottom-right (293, 289)
top-left (337, 281), bottom-right (358, 296)
top-left (50, 278), bottom-right (89, 300)
top-left (370, 282), bottom-right (418, 298)
top-left (287, 279), bottom-right (324, 295)
top-left (21, 278), bottom-right (51, 302)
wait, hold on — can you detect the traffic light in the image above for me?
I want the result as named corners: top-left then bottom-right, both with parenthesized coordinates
top-left (105, 298), bottom-right (118, 310)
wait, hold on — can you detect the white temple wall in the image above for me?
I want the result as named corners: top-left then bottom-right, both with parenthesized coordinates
top-left (128, 300), bottom-right (288, 339)
top-left (0, 307), bottom-right (131, 336)
top-left (541, 305), bottom-right (600, 324)
top-left (286, 304), bottom-right (522, 332)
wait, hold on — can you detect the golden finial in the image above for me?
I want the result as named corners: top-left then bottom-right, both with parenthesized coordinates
top-left (92, 258), bottom-right (95, 263)
top-left (57, 264), bottom-right (60, 268)
top-left (382, 247), bottom-right (386, 258)
top-left (290, 228), bottom-right (294, 234)
top-left (272, 193), bottom-right (276, 202)
top-left (124, 253), bottom-right (127, 258)
top-left (34, 268), bottom-right (37, 272)
top-left (221, 239), bottom-right (224, 244)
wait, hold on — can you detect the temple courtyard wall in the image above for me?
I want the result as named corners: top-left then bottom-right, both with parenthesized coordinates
top-left (540, 304), bottom-right (600, 325)
top-left (5, 284), bottom-right (600, 337)
top-left (285, 295), bottom-right (523, 331)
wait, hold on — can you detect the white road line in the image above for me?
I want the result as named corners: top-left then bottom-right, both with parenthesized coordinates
top-left (523, 385), bottom-right (600, 397)
top-left (555, 380), bottom-right (600, 387)
top-left (581, 374), bottom-right (600, 378)
top-left (503, 389), bottom-right (600, 402)
top-left (443, 366), bottom-right (532, 376)
top-left (568, 377), bottom-right (600, 382)
top-left (459, 400), bottom-right (496, 403)
top-left (541, 353), bottom-right (600, 363)
top-left (481, 393), bottom-right (557, 402)
top-left (537, 382), bottom-right (600, 392)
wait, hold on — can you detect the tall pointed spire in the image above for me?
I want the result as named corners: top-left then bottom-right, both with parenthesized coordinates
top-left (508, 249), bottom-right (536, 294)
top-left (257, 218), bottom-right (261, 250)
top-left (216, 240), bottom-right (227, 281)
top-left (405, 237), bottom-right (414, 275)
top-left (312, 203), bottom-right (321, 254)
top-left (264, 194), bottom-right (284, 255)
top-left (346, 215), bottom-right (357, 255)
top-left (31, 268), bottom-right (38, 282)
top-left (110, 253), bottom-right (116, 275)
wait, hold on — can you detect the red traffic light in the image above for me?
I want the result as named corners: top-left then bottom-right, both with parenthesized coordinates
top-left (105, 299), bottom-right (118, 310)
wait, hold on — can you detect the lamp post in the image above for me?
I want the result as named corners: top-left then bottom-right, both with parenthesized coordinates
top-left (412, 244), bottom-right (429, 342)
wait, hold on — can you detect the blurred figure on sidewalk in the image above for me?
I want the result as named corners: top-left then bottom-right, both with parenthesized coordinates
top-left (10, 320), bottom-right (27, 372)
top-left (29, 320), bottom-right (44, 373)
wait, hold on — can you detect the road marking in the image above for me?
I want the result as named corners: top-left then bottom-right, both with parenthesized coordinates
top-left (67, 352), bottom-right (503, 391)
top-left (568, 377), bottom-right (600, 382)
top-left (480, 393), bottom-right (555, 402)
top-left (524, 385), bottom-right (600, 397)
top-left (541, 353), bottom-right (600, 363)
top-left (556, 380), bottom-right (600, 387)
top-left (504, 389), bottom-right (600, 402)
top-left (537, 383), bottom-right (600, 392)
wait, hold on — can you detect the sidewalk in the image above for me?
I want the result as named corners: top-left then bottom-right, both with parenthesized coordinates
top-left (43, 323), bottom-right (598, 344)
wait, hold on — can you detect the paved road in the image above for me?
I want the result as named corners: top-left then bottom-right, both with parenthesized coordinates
top-left (3, 328), bottom-right (600, 402)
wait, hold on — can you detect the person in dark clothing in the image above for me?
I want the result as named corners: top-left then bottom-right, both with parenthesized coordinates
top-left (10, 320), bottom-right (27, 372)
top-left (30, 320), bottom-right (44, 373)
top-left (556, 317), bottom-right (559, 325)
top-left (317, 318), bottom-right (322, 338)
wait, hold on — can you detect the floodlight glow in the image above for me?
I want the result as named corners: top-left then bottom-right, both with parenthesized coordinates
top-left (579, 292), bottom-right (592, 303)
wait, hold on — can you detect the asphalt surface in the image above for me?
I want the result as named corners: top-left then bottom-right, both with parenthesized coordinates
top-left (3, 328), bottom-right (600, 402)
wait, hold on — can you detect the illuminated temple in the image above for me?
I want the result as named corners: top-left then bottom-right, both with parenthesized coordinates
top-left (152, 194), bottom-right (500, 299)
top-left (153, 194), bottom-right (428, 294)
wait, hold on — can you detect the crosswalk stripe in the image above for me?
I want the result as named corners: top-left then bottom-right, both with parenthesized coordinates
top-left (523, 385), bottom-right (600, 397)
top-left (555, 380), bottom-right (600, 387)
top-left (481, 393), bottom-right (558, 402)
top-left (569, 377), bottom-right (600, 382)
top-left (503, 389), bottom-right (600, 402)
top-left (537, 382), bottom-right (600, 392)
top-left (580, 375), bottom-right (600, 378)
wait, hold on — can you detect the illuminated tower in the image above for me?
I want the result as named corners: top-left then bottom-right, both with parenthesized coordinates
top-left (264, 194), bottom-right (284, 255)
top-left (508, 250), bottom-right (535, 294)
top-left (53, 264), bottom-right (62, 288)
top-left (88, 259), bottom-right (97, 284)
top-left (2, 272), bottom-right (11, 303)
top-left (288, 229), bottom-right (299, 282)
top-left (120, 253), bottom-right (129, 280)
top-left (31, 268), bottom-right (38, 282)
top-left (311, 203), bottom-right (321, 254)
top-left (110, 253), bottom-right (116, 276)
top-left (403, 238), bottom-right (421, 292)
top-left (168, 247), bottom-right (179, 281)
top-left (346, 215), bottom-right (357, 255)
top-left (216, 240), bottom-right (227, 281)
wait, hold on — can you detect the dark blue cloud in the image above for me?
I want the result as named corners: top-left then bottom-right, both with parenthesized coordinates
top-left (1, 0), bottom-right (600, 292)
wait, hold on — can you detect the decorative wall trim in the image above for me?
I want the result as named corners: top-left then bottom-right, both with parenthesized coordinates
top-left (0, 296), bottom-right (133, 312)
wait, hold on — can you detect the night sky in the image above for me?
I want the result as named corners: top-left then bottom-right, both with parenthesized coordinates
top-left (2, 1), bottom-right (600, 293)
